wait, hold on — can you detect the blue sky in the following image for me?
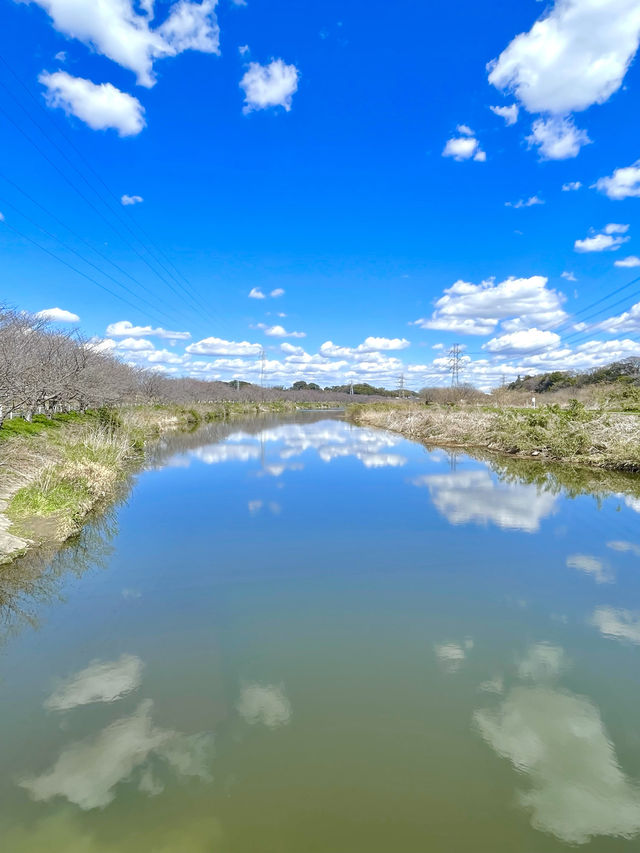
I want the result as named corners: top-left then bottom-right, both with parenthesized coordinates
top-left (1, 0), bottom-right (639, 389)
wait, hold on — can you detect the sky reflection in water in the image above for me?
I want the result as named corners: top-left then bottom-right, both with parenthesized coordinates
top-left (1, 413), bottom-right (640, 852)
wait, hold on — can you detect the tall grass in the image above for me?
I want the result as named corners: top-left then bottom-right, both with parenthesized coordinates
top-left (349, 401), bottom-right (640, 472)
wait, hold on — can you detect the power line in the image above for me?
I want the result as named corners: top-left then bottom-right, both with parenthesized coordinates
top-left (0, 55), bottom-right (223, 327)
top-left (0, 93), bottom-right (212, 326)
top-left (1, 218), bottom-right (166, 317)
top-left (0, 196), bottom-right (177, 325)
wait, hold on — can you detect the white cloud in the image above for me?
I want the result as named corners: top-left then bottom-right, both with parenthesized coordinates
top-left (185, 336), bottom-right (262, 355)
top-left (442, 134), bottom-right (486, 162)
top-left (248, 287), bottom-right (265, 299)
top-left (592, 607), bottom-right (640, 644)
top-left (561, 271), bottom-right (577, 281)
top-left (457, 123), bottom-right (474, 136)
top-left (238, 44), bottom-right (250, 55)
top-left (39, 71), bottom-right (145, 136)
top-left (121, 194), bottom-right (143, 205)
top-left (594, 160), bottom-right (640, 200)
top-left (158, 0), bottom-right (220, 54)
top-left (30, 0), bottom-right (220, 88)
top-left (106, 320), bottom-right (190, 340)
top-left (45, 655), bottom-right (143, 711)
top-left (36, 307), bottom-right (79, 323)
top-left (240, 59), bottom-right (299, 113)
top-left (614, 256), bottom-right (640, 268)
top-left (490, 104), bottom-right (518, 125)
top-left (254, 323), bottom-right (305, 338)
top-left (236, 683), bottom-right (291, 728)
top-left (505, 196), bottom-right (544, 208)
top-left (527, 116), bottom-right (590, 160)
top-left (412, 276), bottom-right (566, 336)
top-left (562, 181), bottom-right (581, 191)
top-left (270, 287), bottom-right (285, 297)
top-left (488, 0), bottom-right (640, 115)
top-left (575, 224), bottom-right (629, 252)
top-left (483, 328), bottom-right (560, 354)
top-left (566, 554), bottom-right (613, 584)
top-left (116, 336), bottom-right (155, 351)
top-left (320, 336), bottom-right (410, 358)
top-left (475, 684), bottom-right (640, 844)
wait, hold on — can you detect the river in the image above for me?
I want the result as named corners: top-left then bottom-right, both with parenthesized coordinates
top-left (1, 411), bottom-right (640, 852)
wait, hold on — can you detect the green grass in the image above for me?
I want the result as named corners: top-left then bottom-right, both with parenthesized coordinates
top-left (8, 477), bottom-right (92, 521)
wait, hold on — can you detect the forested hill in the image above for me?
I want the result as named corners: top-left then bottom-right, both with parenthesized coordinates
top-left (507, 358), bottom-right (640, 394)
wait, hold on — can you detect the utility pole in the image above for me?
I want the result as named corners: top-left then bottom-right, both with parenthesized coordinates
top-left (448, 343), bottom-right (462, 387)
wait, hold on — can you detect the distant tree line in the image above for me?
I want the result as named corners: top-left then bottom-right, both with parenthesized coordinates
top-left (0, 307), bottom-right (391, 425)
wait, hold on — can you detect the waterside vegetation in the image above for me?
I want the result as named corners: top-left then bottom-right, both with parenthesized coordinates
top-left (348, 400), bottom-right (640, 473)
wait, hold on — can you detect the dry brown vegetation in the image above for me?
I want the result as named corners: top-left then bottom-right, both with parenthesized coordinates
top-left (349, 400), bottom-right (640, 472)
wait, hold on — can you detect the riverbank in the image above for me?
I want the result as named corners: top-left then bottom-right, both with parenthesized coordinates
top-left (0, 401), bottom-right (337, 565)
top-left (348, 401), bottom-right (640, 473)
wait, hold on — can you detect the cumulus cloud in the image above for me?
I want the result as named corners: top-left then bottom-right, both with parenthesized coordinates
top-left (575, 224), bottom-right (629, 252)
top-left (488, 0), bottom-right (640, 115)
top-left (106, 320), bottom-right (190, 340)
top-left (483, 328), bottom-right (560, 354)
top-left (562, 181), bottom-right (582, 191)
top-left (561, 271), bottom-right (577, 281)
top-left (36, 307), bottom-right (79, 323)
top-left (121, 194), bottom-right (143, 205)
top-left (39, 71), bottom-right (145, 136)
top-left (614, 256), bottom-right (640, 268)
top-left (505, 196), bottom-right (544, 208)
top-left (490, 104), bottom-right (518, 125)
top-left (186, 336), bottom-right (262, 355)
top-left (30, 0), bottom-right (220, 87)
top-left (412, 276), bottom-right (566, 336)
top-left (320, 336), bottom-right (410, 358)
top-left (240, 59), bottom-right (299, 113)
top-left (596, 302), bottom-right (640, 334)
top-left (249, 287), bottom-right (284, 299)
top-left (527, 116), bottom-right (590, 160)
top-left (253, 323), bottom-right (305, 338)
top-left (45, 655), bottom-right (143, 711)
top-left (594, 160), bottom-right (640, 200)
top-left (442, 133), bottom-right (486, 162)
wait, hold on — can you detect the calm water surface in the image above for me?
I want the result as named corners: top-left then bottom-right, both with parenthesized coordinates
top-left (1, 411), bottom-right (640, 852)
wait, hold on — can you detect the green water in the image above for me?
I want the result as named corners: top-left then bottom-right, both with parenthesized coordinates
top-left (1, 412), bottom-right (640, 852)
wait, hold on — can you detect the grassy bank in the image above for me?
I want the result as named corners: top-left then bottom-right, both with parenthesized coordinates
top-left (0, 400), bottom-right (335, 565)
top-left (348, 401), bottom-right (640, 473)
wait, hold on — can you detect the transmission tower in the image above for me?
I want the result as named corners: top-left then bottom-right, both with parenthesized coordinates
top-left (398, 373), bottom-right (405, 399)
top-left (448, 343), bottom-right (463, 387)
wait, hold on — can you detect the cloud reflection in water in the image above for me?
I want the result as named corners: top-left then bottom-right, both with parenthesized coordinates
top-left (413, 470), bottom-right (557, 532)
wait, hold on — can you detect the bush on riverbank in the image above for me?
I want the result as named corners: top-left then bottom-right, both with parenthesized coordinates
top-left (348, 401), bottom-right (640, 472)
